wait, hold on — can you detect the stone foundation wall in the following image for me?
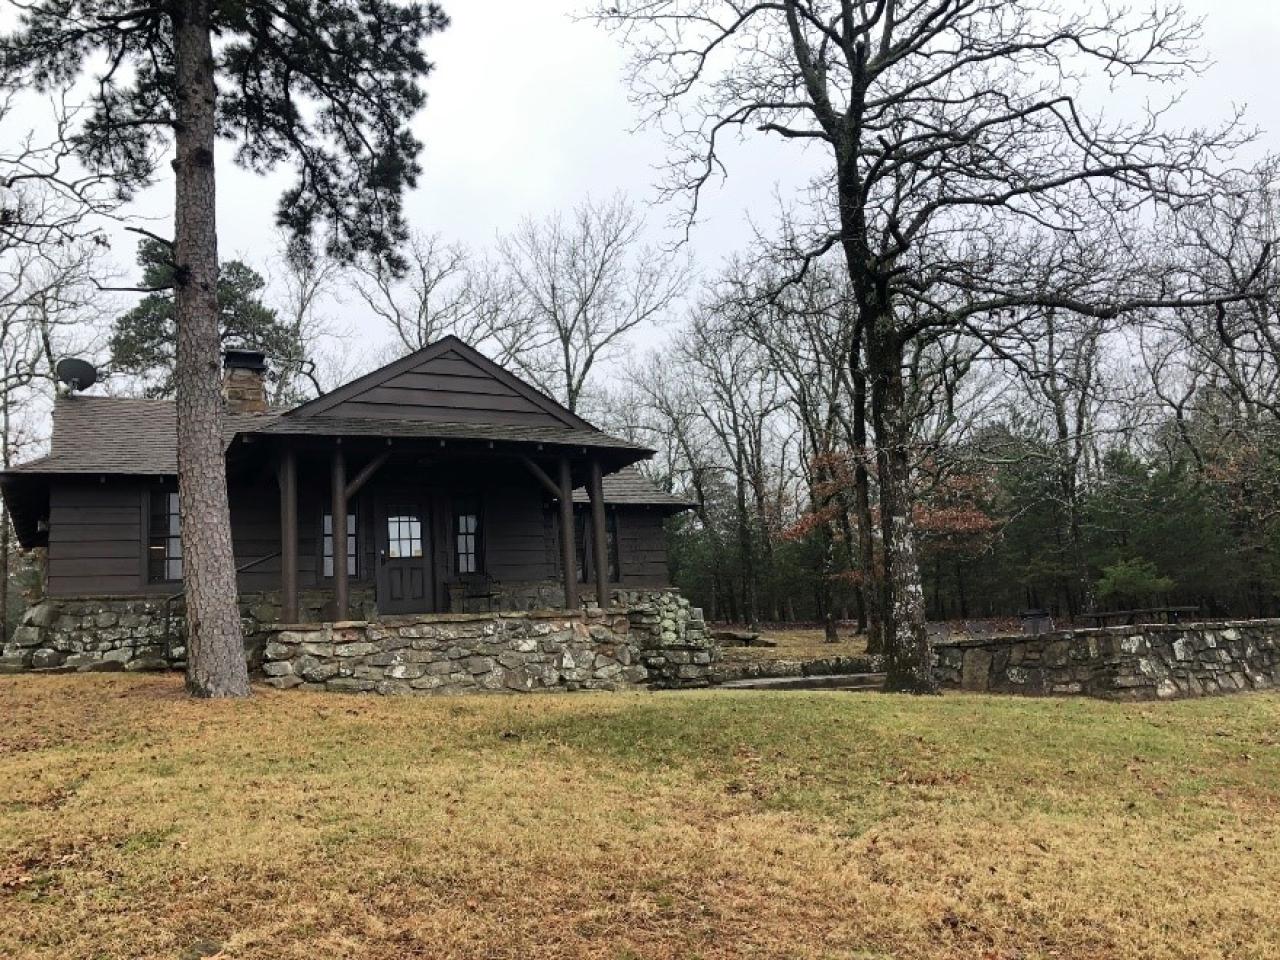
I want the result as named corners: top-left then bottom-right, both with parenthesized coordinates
top-left (1, 588), bottom-right (719, 695)
top-left (935, 620), bottom-right (1280, 700)
top-left (1, 587), bottom-right (382, 675)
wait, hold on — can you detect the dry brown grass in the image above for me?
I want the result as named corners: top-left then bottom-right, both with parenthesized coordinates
top-left (3, 674), bottom-right (1280, 960)
top-left (719, 626), bottom-right (869, 662)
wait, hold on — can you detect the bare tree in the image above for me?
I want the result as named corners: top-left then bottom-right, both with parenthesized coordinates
top-left (354, 231), bottom-right (525, 363)
top-left (0, 236), bottom-right (105, 637)
top-left (0, 91), bottom-right (123, 253)
top-left (986, 309), bottom-right (1113, 614)
top-left (592, 0), bottom-right (1263, 691)
top-left (269, 236), bottom-right (351, 403)
top-left (497, 193), bottom-right (690, 413)
top-left (619, 348), bottom-right (739, 621)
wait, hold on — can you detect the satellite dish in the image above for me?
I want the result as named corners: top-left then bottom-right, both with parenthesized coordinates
top-left (55, 358), bottom-right (99, 393)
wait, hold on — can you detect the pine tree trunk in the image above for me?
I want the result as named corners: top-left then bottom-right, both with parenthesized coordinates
top-left (870, 332), bottom-right (936, 694)
top-left (173, 1), bottom-right (250, 698)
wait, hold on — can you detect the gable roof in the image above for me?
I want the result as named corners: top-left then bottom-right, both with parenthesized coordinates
top-left (4, 337), bottom-right (651, 480)
top-left (285, 336), bottom-right (593, 430)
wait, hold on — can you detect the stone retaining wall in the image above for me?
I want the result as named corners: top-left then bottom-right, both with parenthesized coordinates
top-left (1, 588), bottom-right (718, 695)
top-left (260, 590), bottom-right (715, 695)
top-left (711, 654), bottom-right (884, 685)
top-left (935, 620), bottom-right (1280, 700)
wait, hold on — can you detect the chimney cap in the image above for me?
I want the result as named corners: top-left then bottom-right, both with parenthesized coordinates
top-left (224, 347), bottom-right (268, 372)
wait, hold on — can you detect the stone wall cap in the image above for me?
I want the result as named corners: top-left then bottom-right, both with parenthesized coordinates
top-left (933, 618), bottom-right (1280, 649)
top-left (261, 607), bottom-right (639, 630)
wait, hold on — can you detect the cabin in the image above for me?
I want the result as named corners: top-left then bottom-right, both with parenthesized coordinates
top-left (0, 338), bottom-right (707, 692)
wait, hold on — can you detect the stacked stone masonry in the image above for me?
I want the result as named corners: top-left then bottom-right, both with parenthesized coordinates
top-left (935, 620), bottom-right (1280, 700)
top-left (1, 589), bottom-right (719, 695)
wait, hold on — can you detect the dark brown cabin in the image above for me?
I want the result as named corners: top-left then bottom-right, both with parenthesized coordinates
top-left (1, 337), bottom-right (691, 621)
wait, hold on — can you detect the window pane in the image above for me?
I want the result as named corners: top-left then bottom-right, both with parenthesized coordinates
top-left (387, 508), bottom-right (423, 561)
top-left (454, 497), bottom-right (482, 575)
top-left (149, 490), bottom-right (182, 583)
top-left (322, 512), bottom-right (358, 578)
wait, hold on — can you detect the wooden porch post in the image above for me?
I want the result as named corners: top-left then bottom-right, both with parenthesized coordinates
top-left (558, 456), bottom-right (579, 611)
top-left (588, 459), bottom-right (609, 609)
top-left (278, 446), bottom-right (299, 623)
top-left (332, 444), bottom-right (348, 620)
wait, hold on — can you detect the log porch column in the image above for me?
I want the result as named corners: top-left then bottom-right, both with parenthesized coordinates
top-left (558, 456), bottom-right (579, 611)
top-left (588, 459), bottom-right (610, 609)
top-left (332, 444), bottom-right (349, 620)
top-left (278, 446), bottom-right (299, 623)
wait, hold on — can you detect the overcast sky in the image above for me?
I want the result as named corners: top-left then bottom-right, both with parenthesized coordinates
top-left (9, 0), bottom-right (1280, 379)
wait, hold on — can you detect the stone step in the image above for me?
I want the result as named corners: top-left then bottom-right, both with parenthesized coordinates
top-left (718, 672), bottom-right (887, 692)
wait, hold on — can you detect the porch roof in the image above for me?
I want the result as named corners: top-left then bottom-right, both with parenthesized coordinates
top-left (0, 399), bottom-right (684, 549)
top-left (248, 413), bottom-right (651, 453)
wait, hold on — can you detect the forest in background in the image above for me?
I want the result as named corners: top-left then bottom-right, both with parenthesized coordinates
top-left (5, 2), bottom-right (1280, 661)
top-left (606, 174), bottom-right (1280, 628)
top-left (4, 174), bottom-right (1280, 636)
top-left (4, 175), bottom-right (1280, 637)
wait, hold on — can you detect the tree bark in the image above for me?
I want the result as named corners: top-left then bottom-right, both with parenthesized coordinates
top-left (849, 357), bottom-right (884, 654)
top-left (869, 330), bottom-right (936, 693)
top-left (734, 468), bottom-right (757, 629)
top-left (173, 1), bottom-right (250, 698)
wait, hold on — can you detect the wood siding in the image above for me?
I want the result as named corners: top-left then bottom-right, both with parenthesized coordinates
top-left (617, 510), bottom-right (671, 586)
top-left (46, 480), bottom-right (146, 596)
top-left (307, 350), bottom-right (572, 428)
top-left (42, 472), bottom-right (673, 600)
top-left (484, 482), bottom-right (556, 582)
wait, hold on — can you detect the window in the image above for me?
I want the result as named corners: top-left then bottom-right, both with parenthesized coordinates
top-left (322, 512), bottom-right (358, 578)
top-left (385, 507), bottom-right (423, 559)
top-left (148, 490), bottom-right (182, 582)
top-left (576, 507), bottom-right (620, 583)
top-left (454, 497), bottom-right (483, 574)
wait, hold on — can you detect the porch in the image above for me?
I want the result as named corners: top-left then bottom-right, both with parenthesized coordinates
top-left (241, 430), bottom-right (650, 624)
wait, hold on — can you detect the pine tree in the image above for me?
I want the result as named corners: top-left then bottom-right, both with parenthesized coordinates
top-left (110, 239), bottom-right (302, 399)
top-left (1, 0), bottom-right (449, 697)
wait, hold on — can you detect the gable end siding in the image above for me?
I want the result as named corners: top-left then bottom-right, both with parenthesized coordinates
top-left (310, 351), bottom-right (570, 427)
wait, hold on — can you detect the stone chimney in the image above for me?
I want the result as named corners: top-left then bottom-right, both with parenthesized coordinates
top-left (223, 348), bottom-right (269, 414)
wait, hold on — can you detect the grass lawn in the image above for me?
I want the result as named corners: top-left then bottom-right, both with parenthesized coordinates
top-left (3, 676), bottom-right (1279, 959)
top-left (718, 627), bottom-right (869, 663)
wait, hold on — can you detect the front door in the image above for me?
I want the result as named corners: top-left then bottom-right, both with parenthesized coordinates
top-left (377, 496), bottom-right (433, 614)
